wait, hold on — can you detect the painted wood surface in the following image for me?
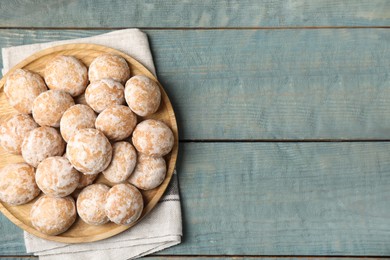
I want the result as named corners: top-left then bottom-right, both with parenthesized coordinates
top-left (0, 256), bottom-right (33, 260)
top-left (0, 256), bottom-right (34, 260)
top-left (4, 257), bottom-right (245, 260)
top-left (101, 258), bottom-right (390, 260)
top-left (1, 143), bottom-right (389, 256)
top-left (0, 258), bottom-right (387, 260)
top-left (0, 1), bottom-right (389, 258)
top-left (148, 258), bottom-right (388, 260)
top-left (0, 29), bottom-right (389, 140)
top-left (0, 0), bottom-right (389, 28)
top-left (0, 213), bottom-right (25, 255)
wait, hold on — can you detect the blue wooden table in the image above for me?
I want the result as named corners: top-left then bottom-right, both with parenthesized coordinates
top-left (0, 1), bottom-right (389, 259)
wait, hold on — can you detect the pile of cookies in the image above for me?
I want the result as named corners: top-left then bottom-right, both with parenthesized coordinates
top-left (0, 53), bottom-right (174, 236)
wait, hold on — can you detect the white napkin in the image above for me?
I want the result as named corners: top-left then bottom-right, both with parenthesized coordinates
top-left (1, 29), bottom-right (182, 260)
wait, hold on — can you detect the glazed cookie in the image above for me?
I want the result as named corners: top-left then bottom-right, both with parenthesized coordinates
top-left (32, 90), bottom-right (75, 127)
top-left (105, 183), bottom-right (143, 225)
top-left (62, 154), bottom-right (98, 193)
top-left (22, 126), bottom-right (65, 167)
top-left (125, 75), bottom-right (161, 116)
top-left (4, 69), bottom-right (47, 114)
top-left (77, 172), bottom-right (99, 189)
top-left (44, 55), bottom-right (88, 97)
top-left (67, 128), bottom-right (112, 175)
top-left (30, 195), bottom-right (76, 235)
top-left (0, 113), bottom-right (38, 154)
top-left (60, 104), bottom-right (97, 142)
top-left (88, 54), bottom-right (130, 84)
top-left (132, 119), bottom-right (174, 157)
top-left (36, 157), bottom-right (80, 197)
top-left (85, 79), bottom-right (125, 113)
top-left (77, 184), bottom-right (110, 225)
top-left (128, 154), bottom-right (166, 190)
top-left (103, 142), bottom-right (137, 183)
top-left (95, 105), bottom-right (137, 141)
top-left (0, 163), bottom-right (40, 205)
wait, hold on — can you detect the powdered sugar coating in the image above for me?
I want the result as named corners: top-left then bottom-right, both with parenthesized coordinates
top-left (44, 55), bottom-right (88, 97)
top-left (125, 75), bottom-right (161, 116)
top-left (128, 154), bottom-right (166, 190)
top-left (30, 195), bottom-right (76, 235)
top-left (88, 54), bottom-right (130, 84)
top-left (22, 126), bottom-right (65, 167)
top-left (105, 183), bottom-right (143, 225)
top-left (95, 105), bottom-right (137, 141)
top-left (103, 142), bottom-right (137, 184)
top-left (85, 79), bottom-right (125, 113)
top-left (77, 184), bottom-right (110, 225)
top-left (4, 69), bottom-right (47, 114)
top-left (77, 172), bottom-right (99, 189)
top-left (62, 154), bottom-right (98, 192)
top-left (36, 157), bottom-right (80, 197)
top-left (0, 114), bottom-right (38, 154)
top-left (32, 90), bottom-right (75, 127)
top-left (0, 163), bottom-right (40, 205)
top-left (67, 128), bottom-right (112, 175)
top-left (132, 119), bottom-right (174, 157)
top-left (60, 104), bottom-right (97, 142)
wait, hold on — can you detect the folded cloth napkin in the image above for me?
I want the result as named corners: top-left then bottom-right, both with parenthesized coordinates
top-left (1, 29), bottom-right (182, 260)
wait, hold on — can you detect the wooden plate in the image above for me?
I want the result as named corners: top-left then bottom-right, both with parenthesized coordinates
top-left (0, 43), bottom-right (178, 243)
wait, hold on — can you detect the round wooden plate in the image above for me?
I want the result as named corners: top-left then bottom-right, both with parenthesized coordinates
top-left (0, 43), bottom-right (178, 243)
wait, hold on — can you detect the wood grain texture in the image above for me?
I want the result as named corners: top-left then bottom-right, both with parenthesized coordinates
top-left (0, 257), bottom-right (34, 259)
top-left (0, 257), bottom-right (33, 260)
top-left (147, 258), bottom-right (390, 260)
top-left (0, 29), bottom-right (389, 140)
top-left (0, 43), bottom-right (178, 243)
top-left (0, 0), bottom-right (389, 28)
top-left (0, 257), bottom-right (387, 260)
top-left (0, 213), bottom-right (26, 255)
top-left (1, 142), bottom-right (389, 255)
top-left (0, 257), bottom-right (384, 260)
top-left (161, 143), bottom-right (390, 255)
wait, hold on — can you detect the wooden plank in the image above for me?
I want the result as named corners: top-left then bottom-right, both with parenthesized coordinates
top-left (148, 258), bottom-right (390, 260)
top-left (162, 142), bottom-right (390, 255)
top-left (0, 255), bottom-right (385, 260)
top-left (0, 1), bottom-right (389, 28)
top-left (1, 29), bottom-right (390, 140)
top-left (1, 142), bottom-right (389, 255)
top-left (0, 257), bottom-right (35, 260)
top-left (0, 214), bottom-right (26, 255)
top-left (145, 255), bottom-right (386, 260)
top-left (0, 258), bottom-right (385, 260)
